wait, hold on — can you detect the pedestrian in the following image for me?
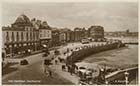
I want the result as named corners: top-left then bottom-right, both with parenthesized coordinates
top-left (44, 59), bottom-right (48, 74)
top-left (63, 52), bottom-right (66, 55)
top-left (67, 65), bottom-right (70, 72)
top-left (62, 64), bottom-right (66, 71)
top-left (48, 70), bottom-right (53, 78)
top-left (55, 60), bottom-right (58, 64)
top-left (70, 65), bottom-right (73, 75)
top-left (67, 48), bottom-right (69, 53)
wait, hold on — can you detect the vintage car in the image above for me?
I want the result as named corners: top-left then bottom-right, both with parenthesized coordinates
top-left (81, 38), bottom-right (90, 44)
top-left (75, 62), bottom-right (100, 79)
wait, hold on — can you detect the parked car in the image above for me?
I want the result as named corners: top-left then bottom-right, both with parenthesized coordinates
top-left (78, 67), bottom-right (87, 76)
top-left (77, 66), bottom-right (93, 79)
top-left (76, 62), bottom-right (100, 79)
top-left (81, 38), bottom-right (90, 44)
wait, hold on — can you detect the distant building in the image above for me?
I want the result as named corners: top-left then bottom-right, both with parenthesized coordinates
top-left (104, 31), bottom-right (138, 37)
top-left (51, 28), bottom-right (60, 47)
top-left (39, 21), bottom-right (52, 48)
top-left (59, 28), bottom-right (71, 43)
top-left (2, 14), bottom-right (40, 57)
top-left (88, 25), bottom-right (104, 41)
top-left (65, 29), bottom-right (71, 42)
top-left (70, 31), bottom-right (75, 42)
top-left (59, 31), bottom-right (66, 44)
top-left (31, 18), bottom-right (52, 48)
top-left (82, 27), bottom-right (89, 38)
top-left (74, 27), bottom-right (85, 41)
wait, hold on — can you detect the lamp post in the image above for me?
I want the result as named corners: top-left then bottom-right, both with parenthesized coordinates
top-left (124, 71), bottom-right (129, 85)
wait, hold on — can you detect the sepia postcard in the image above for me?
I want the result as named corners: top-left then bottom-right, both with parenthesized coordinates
top-left (1, 0), bottom-right (139, 85)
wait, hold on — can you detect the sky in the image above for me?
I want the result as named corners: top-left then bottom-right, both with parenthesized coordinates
top-left (1, 1), bottom-right (138, 32)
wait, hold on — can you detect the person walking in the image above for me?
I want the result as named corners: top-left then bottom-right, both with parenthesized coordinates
top-left (62, 64), bottom-right (66, 71)
top-left (70, 65), bottom-right (73, 75)
top-left (67, 65), bottom-right (70, 72)
top-left (44, 59), bottom-right (48, 74)
top-left (48, 69), bottom-right (53, 78)
top-left (55, 60), bottom-right (58, 65)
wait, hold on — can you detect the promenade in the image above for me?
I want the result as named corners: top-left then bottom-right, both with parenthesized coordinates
top-left (2, 42), bottom-right (87, 84)
top-left (2, 41), bottom-right (127, 85)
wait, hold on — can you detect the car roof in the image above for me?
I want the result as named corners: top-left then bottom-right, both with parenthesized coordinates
top-left (75, 62), bottom-right (99, 70)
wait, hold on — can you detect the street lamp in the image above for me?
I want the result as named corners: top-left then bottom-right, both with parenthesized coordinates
top-left (124, 71), bottom-right (129, 85)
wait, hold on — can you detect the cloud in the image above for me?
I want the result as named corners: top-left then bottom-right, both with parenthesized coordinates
top-left (2, 2), bottom-right (138, 32)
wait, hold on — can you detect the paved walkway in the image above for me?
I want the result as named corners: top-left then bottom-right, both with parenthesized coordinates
top-left (50, 64), bottom-right (80, 84)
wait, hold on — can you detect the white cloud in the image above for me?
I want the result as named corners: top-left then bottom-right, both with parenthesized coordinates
top-left (1, 2), bottom-right (138, 32)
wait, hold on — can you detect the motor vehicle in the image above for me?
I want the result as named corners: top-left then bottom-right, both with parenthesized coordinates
top-left (77, 66), bottom-right (93, 79)
top-left (78, 67), bottom-right (87, 74)
top-left (76, 62), bottom-right (100, 78)
top-left (85, 69), bottom-right (93, 79)
top-left (81, 38), bottom-right (90, 44)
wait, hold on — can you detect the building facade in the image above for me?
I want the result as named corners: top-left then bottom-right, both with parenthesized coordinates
top-left (69, 31), bottom-right (75, 42)
top-left (51, 28), bottom-right (61, 47)
top-left (88, 25), bottom-right (104, 41)
top-left (59, 28), bottom-right (71, 43)
top-left (2, 14), bottom-right (40, 57)
top-left (74, 27), bottom-right (86, 41)
top-left (39, 21), bottom-right (52, 48)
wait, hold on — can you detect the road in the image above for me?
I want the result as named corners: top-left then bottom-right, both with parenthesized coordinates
top-left (2, 42), bottom-right (91, 85)
top-left (2, 54), bottom-right (73, 85)
top-left (3, 42), bottom-right (136, 85)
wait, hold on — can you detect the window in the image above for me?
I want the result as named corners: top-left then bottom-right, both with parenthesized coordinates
top-left (17, 32), bottom-right (19, 41)
top-left (40, 34), bottom-right (42, 38)
top-left (12, 32), bottom-right (14, 42)
top-left (6, 32), bottom-right (9, 42)
top-left (33, 32), bottom-right (35, 40)
top-left (36, 32), bottom-right (38, 40)
top-left (30, 32), bottom-right (32, 40)
top-left (28, 27), bottom-right (30, 31)
top-left (26, 32), bottom-right (28, 41)
top-left (25, 27), bottom-right (28, 31)
top-left (21, 32), bottom-right (24, 41)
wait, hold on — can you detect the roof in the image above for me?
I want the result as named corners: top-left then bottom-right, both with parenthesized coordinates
top-left (39, 25), bottom-right (51, 30)
top-left (75, 62), bottom-right (99, 69)
top-left (89, 25), bottom-right (104, 31)
top-left (59, 28), bottom-right (71, 32)
top-left (13, 14), bottom-right (32, 26)
top-left (2, 26), bottom-right (24, 31)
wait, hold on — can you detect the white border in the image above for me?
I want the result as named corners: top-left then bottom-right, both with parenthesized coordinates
top-left (0, 0), bottom-right (139, 86)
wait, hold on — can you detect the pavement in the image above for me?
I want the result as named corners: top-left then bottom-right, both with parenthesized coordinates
top-left (50, 63), bottom-right (80, 84)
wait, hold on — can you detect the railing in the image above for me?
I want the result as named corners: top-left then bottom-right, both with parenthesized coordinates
top-left (67, 42), bottom-right (125, 64)
top-left (105, 66), bottom-right (138, 83)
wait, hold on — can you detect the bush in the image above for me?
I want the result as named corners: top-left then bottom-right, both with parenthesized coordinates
top-left (20, 59), bottom-right (29, 65)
